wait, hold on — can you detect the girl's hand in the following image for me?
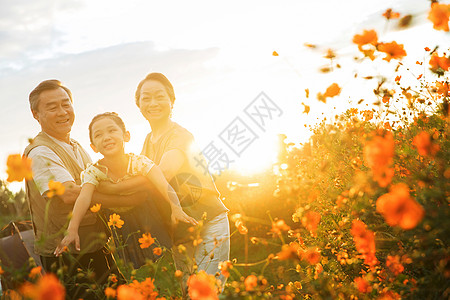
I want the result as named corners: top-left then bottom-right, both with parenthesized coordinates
top-left (97, 181), bottom-right (117, 194)
top-left (171, 206), bottom-right (198, 226)
top-left (54, 229), bottom-right (80, 256)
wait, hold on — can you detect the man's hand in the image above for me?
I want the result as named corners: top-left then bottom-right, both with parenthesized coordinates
top-left (171, 206), bottom-right (198, 226)
top-left (54, 229), bottom-right (80, 256)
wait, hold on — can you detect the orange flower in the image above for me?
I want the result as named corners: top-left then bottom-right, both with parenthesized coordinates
top-left (188, 271), bottom-right (219, 300)
top-left (354, 277), bottom-right (372, 293)
top-left (362, 110), bottom-right (373, 121)
top-left (235, 220), bottom-right (248, 235)
top-left (363, 132), bottom-right (395, 187)
top-left (317, 83), bottom-right (341, 103)
top-left (105, 287), bottom-right (116, 298)
top-left (435, 81), bottom-right (449, 96)
top-left (351, 220), bottom-right (379, 266)
top-left (384, 122), bottom-right (392, 130)
top-left (382, 8), bottom-right (400, 20)
top-left (395, 75), bottom-right (401, 82)
top-left (6, 154), bottom-right (33, 182)
top-left (428, 3), bottom-right (450, 31)
top-left (349, 108), bottom-right (358, 115)
top-left (324, 83), bottom-right (341, 98)
top-left (129, 278), bottom-right (159, 299)
top-left (244, 275), bottom-right (258, 291)
top-left (301, 247), bottom-right (321, 265)
top-left (0, 266), bottom-right (4, 275)
top-left (353, 30), bottom-right (378, 50)
top-left (21, 273), bottom-right (65, 300)
top-left (412, 131), bottom-right (440, 156)
top-left (277, 242), bottom-right (301, 260)
top-left (301, 211), bottom-right (321, 237)
top-left (90, 203), bottom-right (101, 213)
top-left (386, 255), bottom-right (404, 276)
top-left (117, 285), bottom-right (144, 300)
top-left (175, 270), bottom-right (183, 278)
top-left (153, 247), bottom-right (162, 256)
top-left (378, 290), bottom-right (401, 300)
top-left (271, 219), bottom-right (291, 234)
top-left (218, 260), bottom-right (233, 278)
top-left (376, 183), bottom-right (424, 230)
top-left (28, 266), bottom-right (42, 279)
top-left (138, 233), bottom-right (155, 249)
top-left (47, 180), bottom-right (65, 198)
top-left (301, 102), bottom-right (310, 114)
top-left (377, 41), bottom-right (407, 61)
top-left (272, 51), bottom-right (279, 56)
top-left (108, 213), bottom-right (124, 229)
top-left (429, 52), bottom-right (450, 72)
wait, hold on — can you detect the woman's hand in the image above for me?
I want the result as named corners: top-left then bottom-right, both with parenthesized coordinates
top-left (171, 206), bottom-right (198, 226)
top-left (97, 181), bottom-right (117, 194)
top-left (54, 229), bottom-right (80, 256)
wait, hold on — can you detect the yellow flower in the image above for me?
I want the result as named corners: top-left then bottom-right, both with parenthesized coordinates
top-left (47, 180), bottom-right (65, 198)
top-left (108, 213), bottom-right (124, 229)
top-left (90, 203), bottom-right (101, 213)
top-left (6, 154), bottom-right (33, 182)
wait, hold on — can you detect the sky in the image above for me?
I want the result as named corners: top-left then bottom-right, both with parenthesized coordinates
top-left (0, 0), bottom-right (448, 191)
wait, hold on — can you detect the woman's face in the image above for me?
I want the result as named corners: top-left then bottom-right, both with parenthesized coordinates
top-left (138, 80), bottom-right (172, 123)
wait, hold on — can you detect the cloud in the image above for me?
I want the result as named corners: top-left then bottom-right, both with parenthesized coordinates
top-left (0, 0), bottom-right (84, 70)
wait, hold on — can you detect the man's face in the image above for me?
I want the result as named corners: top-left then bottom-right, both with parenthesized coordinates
top-left (32, 87), bottom-right (75, 142)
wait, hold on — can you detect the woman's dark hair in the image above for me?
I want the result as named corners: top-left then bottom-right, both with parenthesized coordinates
top-left (135, 73), bottom-right (175, 107)
top-left (89, 112), bottom-right (126, 143)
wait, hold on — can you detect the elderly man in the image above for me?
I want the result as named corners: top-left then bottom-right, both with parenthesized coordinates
top-left (23, 79), bottom-right (142, 299)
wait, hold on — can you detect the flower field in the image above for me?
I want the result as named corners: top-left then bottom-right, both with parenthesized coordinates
top-left (1, 3), bottom-right (449, 300)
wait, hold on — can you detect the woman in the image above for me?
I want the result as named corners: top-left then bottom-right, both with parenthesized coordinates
top-left (135, 73), bottom-right (230, 287)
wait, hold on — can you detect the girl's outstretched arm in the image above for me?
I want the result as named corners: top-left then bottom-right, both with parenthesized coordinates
top-left (54, 183), bottom-right (96, 256)
top-left (146, 166), bottom-right (198, 226)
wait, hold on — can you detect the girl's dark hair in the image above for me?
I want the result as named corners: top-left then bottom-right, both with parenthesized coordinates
top-left (89, 112), bottom-right (126, 143)
top-left (135, 72), bottom-right (175, 107)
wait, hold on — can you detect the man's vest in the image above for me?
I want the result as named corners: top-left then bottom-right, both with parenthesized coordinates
top-left (24, 132), bottom-right (108, 256)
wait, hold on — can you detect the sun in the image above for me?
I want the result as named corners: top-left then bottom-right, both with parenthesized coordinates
top-left (230, 134), bottom-right (280, 176)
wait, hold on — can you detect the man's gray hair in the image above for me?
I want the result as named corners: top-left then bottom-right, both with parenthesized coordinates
top-left (29, 79), bottom-right (73, 111)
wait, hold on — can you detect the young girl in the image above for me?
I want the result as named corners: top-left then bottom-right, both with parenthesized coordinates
top-left (54, 112), bottom-right (197, 266)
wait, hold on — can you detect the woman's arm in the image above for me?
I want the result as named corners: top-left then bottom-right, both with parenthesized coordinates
top-left (157, 149), bottom-right (185, 181)
top-left (54, 183), bottom-right (96, 256)
top-left (146, 166), bottom-right (197, 225)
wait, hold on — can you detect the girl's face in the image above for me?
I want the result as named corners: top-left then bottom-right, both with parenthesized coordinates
top-left (138, 80), bottom-right (172, 123)
top-left (90, 117), bottom-right (130, 156)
